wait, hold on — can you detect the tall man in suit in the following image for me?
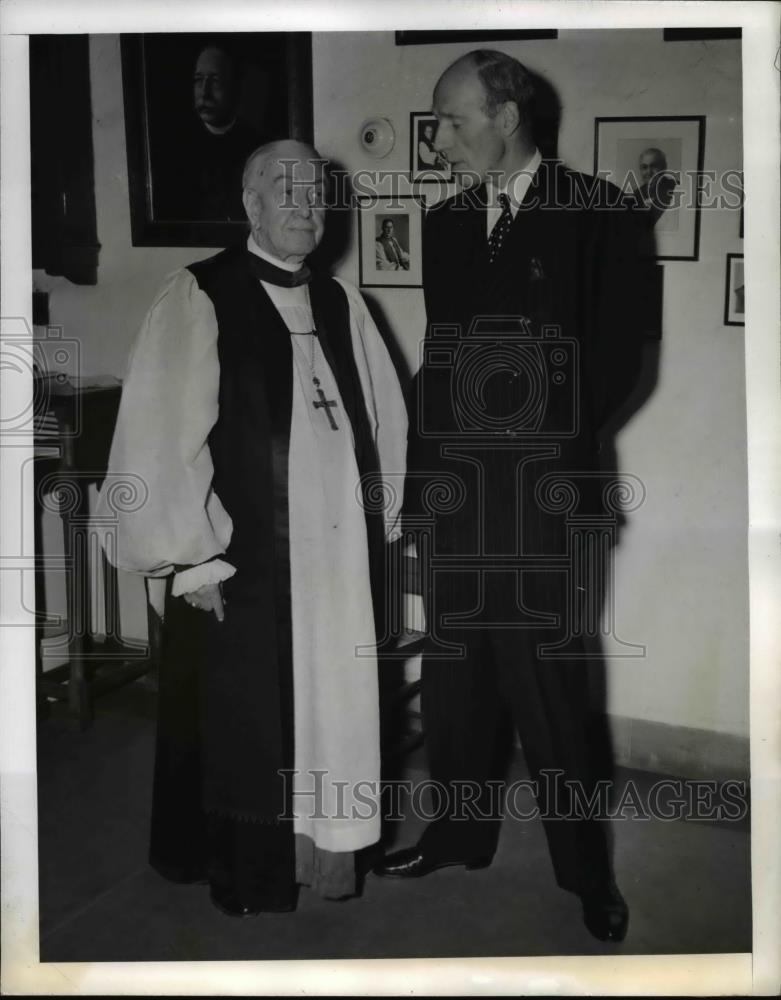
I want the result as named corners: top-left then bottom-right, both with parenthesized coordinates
top-left (373, 50), bottom-right (647, 943)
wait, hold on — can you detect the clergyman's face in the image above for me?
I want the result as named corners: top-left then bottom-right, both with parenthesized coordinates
top-left (431, 65), bottom-right (505, 184)
top-left (246, 149), bottom-right (326, 261)
top-left (381, 221), bottom-right (394, 237)
top-left (639, 151), bottom-right (665, 185)
top-left (423, 124), bottom-right (434, 142)
top-left (193, 47), bottom-right (239, 128)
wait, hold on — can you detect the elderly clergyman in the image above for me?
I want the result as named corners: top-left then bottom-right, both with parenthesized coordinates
top-left (98, 140), bottom-right (406, 916)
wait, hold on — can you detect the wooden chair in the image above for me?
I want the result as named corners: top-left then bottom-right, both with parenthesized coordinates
top-left (380, 550), bottom-right (425, 759)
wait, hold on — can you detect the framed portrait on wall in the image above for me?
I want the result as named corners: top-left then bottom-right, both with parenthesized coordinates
top-left (594, 115), bottom-right (705, 261)
top-left (724, 253), bottom-right (745, 326)
top-left (357, 196), bottom-right (423, 288)
top-left (409, 112), bottom-right (451, 183)
top-left (120, 32), bottom-right (312, 247)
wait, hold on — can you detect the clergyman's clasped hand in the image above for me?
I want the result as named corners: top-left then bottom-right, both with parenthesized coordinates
top-left (182, 582), bottom-right (225, 621)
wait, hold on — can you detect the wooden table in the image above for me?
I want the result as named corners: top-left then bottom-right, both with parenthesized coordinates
top-left (34, 377), bottom-right (157, 728)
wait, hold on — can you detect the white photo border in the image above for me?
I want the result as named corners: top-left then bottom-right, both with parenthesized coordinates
top-left (358, 195), bottom-right (423, 288)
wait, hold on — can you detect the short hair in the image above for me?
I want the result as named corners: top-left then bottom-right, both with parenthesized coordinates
top-left (242, 143), bottom-right (275, 189)
top-left (640, 147), bottom-right (668, 170)
top-left (468, 49), bottom-right (535, 127)
top-left (381, 218), bottom-right (394, 228)
top-left (241, 140), bottom-right (323, 190)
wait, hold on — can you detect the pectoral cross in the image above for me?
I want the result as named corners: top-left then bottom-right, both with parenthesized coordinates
top-left (312, 376), bottom-right (339, 430)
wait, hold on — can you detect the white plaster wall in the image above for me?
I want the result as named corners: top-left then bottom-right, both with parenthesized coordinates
top-left (38, 30), bottom-right (747, 737)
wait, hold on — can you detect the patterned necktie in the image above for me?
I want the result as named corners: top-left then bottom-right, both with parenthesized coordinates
top-left (487, 193), bottom-right (514, 264)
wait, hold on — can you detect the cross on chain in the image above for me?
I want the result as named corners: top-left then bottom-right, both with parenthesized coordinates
top-left (488, 192), bottom-right (514, 264)
top-left (312, 376), bottom-right (339, 430)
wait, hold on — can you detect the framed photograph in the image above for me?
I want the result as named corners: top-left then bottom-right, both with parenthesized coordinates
top-left (120, 32), bottom-right (312, 247)
top-left (724, 253), bottom-right (745, 326)
top-left (409, 112), bottom-right (451, 183)
top-left (594, 116), bottom-right (706, 261)
top-left (357, 197), bottom-right (423, 288)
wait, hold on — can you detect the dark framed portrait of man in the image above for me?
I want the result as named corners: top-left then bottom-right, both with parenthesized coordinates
top-left (120, 32), bottom-right (313, 246)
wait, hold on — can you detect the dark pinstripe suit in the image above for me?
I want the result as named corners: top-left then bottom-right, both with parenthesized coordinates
top-left (405, 161), bottom-right (646, 891)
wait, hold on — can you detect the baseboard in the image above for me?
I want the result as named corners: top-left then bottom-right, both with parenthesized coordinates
top-left (120, 644), bottom-right (748, 781)
top-left (401, 692), bottom-right (748, 780)
top-left (609, 715), bottom-right (749, 781)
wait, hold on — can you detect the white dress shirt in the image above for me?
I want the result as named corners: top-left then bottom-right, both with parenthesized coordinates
top-left (486, 147), bottom-right (542, 237)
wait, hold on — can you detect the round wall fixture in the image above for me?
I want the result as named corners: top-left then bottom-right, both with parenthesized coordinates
top-left (359, 117), bottom-right (395, 158)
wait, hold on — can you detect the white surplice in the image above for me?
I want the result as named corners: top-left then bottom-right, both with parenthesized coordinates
top-left (97, 239), bottom-right (407, 853)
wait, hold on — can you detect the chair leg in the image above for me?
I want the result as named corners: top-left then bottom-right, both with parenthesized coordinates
top-left (62, 495), bottom-right (93, 729)
top-left (34, 545), bottom-right (51, 721)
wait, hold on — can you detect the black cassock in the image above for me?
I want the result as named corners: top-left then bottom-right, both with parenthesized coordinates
top-left (405, 161), bottom-right (647, 893)
top-left (147, 248), bottom-right (386, 911)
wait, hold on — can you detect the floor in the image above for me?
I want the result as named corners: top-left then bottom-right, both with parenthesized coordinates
top-left (36, 680), bottom-right (751, 962)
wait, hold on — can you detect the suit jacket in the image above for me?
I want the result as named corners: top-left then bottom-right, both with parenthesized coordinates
top-left (407, 160), bottom-right (646, 574)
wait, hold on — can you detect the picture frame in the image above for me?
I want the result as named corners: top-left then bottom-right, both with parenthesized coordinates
top-left (736, 169), bottom-right (744, 239)
top-left (662, 28), bottom-right (741, 41)
top-left (594, 115), bottom-right (706, 261)
top-left (409, 112), bottom-right (451, 183)
top-left (120, 32), bottom-right (312, 247)
top-left (724, 253), bottom-right (745, 326)
top-left (395, 30), bottom-right (558, 45)
top-left (357, 196), bottom-right (423, 288)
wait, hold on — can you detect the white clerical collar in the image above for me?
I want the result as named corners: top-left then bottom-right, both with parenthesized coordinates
top-left (247, 235), bottom-right (304, 273)
top-left (488, 147), bottom-right (542, 210)
top-left (203, 118), bottom-right (237, 136)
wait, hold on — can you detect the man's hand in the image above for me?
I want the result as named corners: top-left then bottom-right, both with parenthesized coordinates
top-left (182, 582), bottom-right (225, 622)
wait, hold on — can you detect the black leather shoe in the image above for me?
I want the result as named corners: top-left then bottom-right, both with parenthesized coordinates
top-left (372, 846), bottom-right (492, 879)
top-left (579, 881), bottom-right (629, 942)
top-left (209, 885), bottom-right (262, 918)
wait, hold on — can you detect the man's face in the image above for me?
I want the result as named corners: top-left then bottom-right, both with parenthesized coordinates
top-left (193, 47), bottom-right (239, 128)
top-left (431, 65), bottom-right (505, 184)
top-left (423, 124), bottom-right (434, 142)
top-left (639, 151), bottom-right (664, 185)
top-left (246, 150), bottom-right (326, 261)
top-left (381, 221), bottom-right (394, 238)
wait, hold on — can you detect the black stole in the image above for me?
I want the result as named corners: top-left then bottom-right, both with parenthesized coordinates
top-left (186, 246), bottom-right (385, 826)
